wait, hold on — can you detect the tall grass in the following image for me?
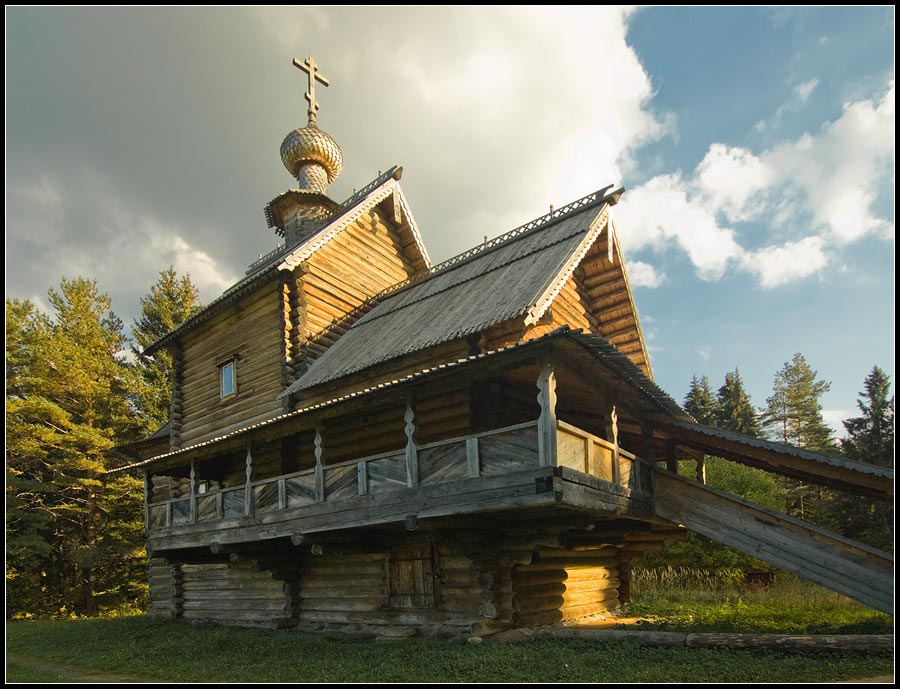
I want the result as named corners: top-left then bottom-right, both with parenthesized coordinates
top-left (628, 567), bottom-right (893, 635)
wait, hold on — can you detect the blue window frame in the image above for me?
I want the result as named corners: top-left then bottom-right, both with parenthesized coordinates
top-left (220, 360), bottom-right (236, 398)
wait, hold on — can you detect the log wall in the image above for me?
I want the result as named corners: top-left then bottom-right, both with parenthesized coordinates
top-left (148, 557), bottom-right (181, 618)
top-left (301, 207), bottom-right (417, 362)
top-left (513, 546), bottom-right (622, 627)
top-left (150, 521), bottom-right (673, 635)
top-left (179, 559), bottom-right (296, 628)
top-left (179, 284), bottom-right (284, 445)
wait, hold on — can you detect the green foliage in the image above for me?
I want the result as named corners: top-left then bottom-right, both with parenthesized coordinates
top-left (629, 570), bottom-right (893, 635)
top-left (683, 375), bottom-right (718, 426)
top-left (131, 267), bottom-right (201, 430)
top-left (715, 368), bottom-right (761, 436)
top-left (831, 367), bottom-right (894, 550)
top-left (760, 353), bottom-right (838, 523)
top-left (6, 279), bottom-right (147, 618)
top-left (5, 616), bottom-right (893, 684)
top-left (762, 353), bottom-right (835, 452)
top-left (841, 366), bottom-right (894, 469)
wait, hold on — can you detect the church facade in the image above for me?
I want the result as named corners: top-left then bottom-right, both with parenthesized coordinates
top-left (112, 57), bottom-right (893, 636)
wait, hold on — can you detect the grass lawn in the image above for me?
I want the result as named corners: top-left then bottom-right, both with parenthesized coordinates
top-left (6, 572), bottom-right (892, 683)
top-left (6, 614), bottom-right (893, 683)
top-left (628, 568), bottom-right (894, 635)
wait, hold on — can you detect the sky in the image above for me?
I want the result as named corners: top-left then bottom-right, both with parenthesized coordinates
top-left (5, 7), bottom-right (894, 437)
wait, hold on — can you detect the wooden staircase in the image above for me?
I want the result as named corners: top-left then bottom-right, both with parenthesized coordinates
top-left (653, 469), bottom-right (894, 614)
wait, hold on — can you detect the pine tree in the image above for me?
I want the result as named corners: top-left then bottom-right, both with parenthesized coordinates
top-left (762, 353), bottom-right (836, 521)
top-left (716, 368), bottom-right (761, 436)
top-left (835, 367), bottom-right (894, 550)
top-left (762, 353), bottom-right (835, 452)
top-left (6, 278), bottom-right (147, 617)
top-left (684, 375), bottom-right (718, 426)
top-left (131, 267), bottom-right (200, 430)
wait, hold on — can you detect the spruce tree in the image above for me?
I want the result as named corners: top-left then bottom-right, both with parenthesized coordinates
top-left (841, 366), bottom-right (894, 468)
top-left (131, 267), bottom-right (200, 430)
top-left (716, 368), bottom-right (761, 436)
top-left (835, 367), bottom-right (894, 549)
top-left (684, 375), bottom-right (718, 426)
top-left (6, 278), bottom-right (146, 617)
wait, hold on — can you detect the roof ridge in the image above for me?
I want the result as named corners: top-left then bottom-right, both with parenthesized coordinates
top-left (350, 220), bottom-right (592, 330)
top-left (371, 183), bottom-right (622, 303)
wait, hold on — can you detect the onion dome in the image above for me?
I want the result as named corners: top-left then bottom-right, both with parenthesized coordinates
top-left (279, 123), bottom-right (343, 194)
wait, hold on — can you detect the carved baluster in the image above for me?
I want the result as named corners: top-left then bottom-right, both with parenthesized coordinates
top-left (244, 447), bottom-right (253, 516)
top-left (537, 355), bottom-right (558, 467)
top-left (143, 473), bottom-right (151, 530)
top-left (607, 406), bottom-right (620, 485)
top-left (405, 395), bottom-right (418, 487)
top-left (314, 426), bottom-right (325, 502)
top-left (189, 460), bottom-right (197, 523)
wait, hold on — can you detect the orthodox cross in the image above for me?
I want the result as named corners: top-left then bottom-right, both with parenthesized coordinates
top-left (293, 56), bottom-right (330, 125)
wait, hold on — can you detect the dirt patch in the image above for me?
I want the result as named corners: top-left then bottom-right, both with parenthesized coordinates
top-left (7, 654), bottom-right (167, 684)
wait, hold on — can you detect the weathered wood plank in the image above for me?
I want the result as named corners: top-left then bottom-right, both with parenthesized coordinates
top-left (479, 427), bottom-right (539, 476)
top-left (654, 470), bottom-right (893, 613)
top-left (418, 441), bottom-right (468, 486)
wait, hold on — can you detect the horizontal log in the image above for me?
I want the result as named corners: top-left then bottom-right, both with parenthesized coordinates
top-left (561, 588), bottom-right (619, 607)
top-left (180, 564), bottom-right (230, 573)
top-left (512, 582), bottom-right (567, 599)
top-left (515, 609), bottom-right (564, 627)
top-left (513, 570), bottom-right (568, 587)
top-left (516, 595), bottom-right (565, 614)
top-left (560, 598), bottom-right (621, 621)
top-left (521, 558), bottom-right (618, 572)
top-left (181, 601), bottom-right (291, 614)
top-left (181, 610), bottom-right (287, 623)
top-left (300, 575), bottom-right (386, 590)
top-left (299, 599), bottom-right (384, 612)
top-left (536, 546), bottom-right (620, 560)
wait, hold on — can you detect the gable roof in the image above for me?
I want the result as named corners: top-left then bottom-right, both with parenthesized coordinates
top-left (143, 167), bottom-right (430, 356)
top-left (282, 185), bottom-right (628, 395)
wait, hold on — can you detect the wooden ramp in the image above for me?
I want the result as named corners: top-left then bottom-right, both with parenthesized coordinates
top-left (653, 469), bottom-right (894, 614)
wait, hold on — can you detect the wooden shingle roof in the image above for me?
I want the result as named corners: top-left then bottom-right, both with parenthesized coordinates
top-left (283, 186), bottom-right (623, 394)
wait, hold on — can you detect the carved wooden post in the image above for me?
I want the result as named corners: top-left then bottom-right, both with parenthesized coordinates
top-left (640, 423), bottom-right (656, 494)
top-left (244, 447), bottom-right (253, 517)
top-left (405, 395), bottom-right (419, 487)
top-left (143, 473), bottom-right (151, 530)
top-left (314, 426), bottom-right (325, 502)
top-left (665, 439), bottom-right (678, 473)
top-left (189, 460), bottom-right (197, 523)
top-left (607, 406), bottom-right (620, 485)
top-left (696, 456), bottom-right (707, 485)
top-left (466, 438), bottom-right (480, 478)
top-left (537, 354), bottom-right (558, 467)
top-left (358, 460), bottom-right (368, 495)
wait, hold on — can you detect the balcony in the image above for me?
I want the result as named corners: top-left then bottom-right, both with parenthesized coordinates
top-left (145, 420), bottom-right (654, 552)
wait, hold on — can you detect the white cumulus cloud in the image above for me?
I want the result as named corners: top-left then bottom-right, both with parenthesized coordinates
top-left (627, 260), bottom-right (666, 288)
top-left (617, 80), bottom-right (893, 289)
top-left (741, 236), bottom-right (829, 288)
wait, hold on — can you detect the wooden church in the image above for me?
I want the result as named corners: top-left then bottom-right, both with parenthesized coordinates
top-left (112, 57), bottom-right (893, 637)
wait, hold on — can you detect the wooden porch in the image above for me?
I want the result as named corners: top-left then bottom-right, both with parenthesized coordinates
top-left (146, 419), bottom-right (654, 553)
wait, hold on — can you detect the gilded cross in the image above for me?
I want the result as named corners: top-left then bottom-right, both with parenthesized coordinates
top-left (293, 56), bottom-right (330, 124)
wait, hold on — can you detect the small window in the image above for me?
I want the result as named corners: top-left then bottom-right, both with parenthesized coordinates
top-left (220, 360), bottom-right (236, 398)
